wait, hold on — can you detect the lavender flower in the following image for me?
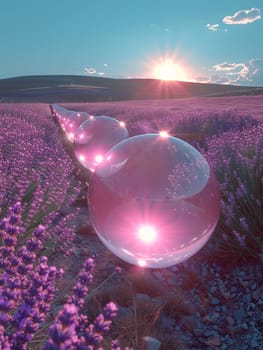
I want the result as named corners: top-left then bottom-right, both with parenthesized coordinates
top-left (43, 257), bottom-right (133, 350)
top-left (0, 203), bottom-right (63, 348)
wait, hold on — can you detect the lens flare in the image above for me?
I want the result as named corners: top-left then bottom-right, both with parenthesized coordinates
top-left (138, 259), bottom-right (147, 267)
top-left (159, 130), bottom-right (169, 138)
top-left (79, 154), bottom-right (86, 162)
top-left (95, 154), bottom-right (104, 163)
top-left (138, 225), bottom-right (157, 243)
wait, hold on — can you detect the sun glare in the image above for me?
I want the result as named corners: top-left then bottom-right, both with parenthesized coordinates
top-left (153, 59), bottom-right (188, 81)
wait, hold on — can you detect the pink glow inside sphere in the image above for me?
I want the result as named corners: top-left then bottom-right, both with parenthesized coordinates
top-left (64, 111), bottom-right (91, 142)
top-left (74, 116), bottom-right (129, 172)
top-left (88, 133), bottom-right (221, 268)
top-left (63, 111), bottom-right (78, 137)
top-left (51, 104), bottom-right (68, 124)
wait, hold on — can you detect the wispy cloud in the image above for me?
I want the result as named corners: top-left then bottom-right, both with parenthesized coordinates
top-left (84, 67), bottom-right (96, 74)
top-left (84, 67), bottom-right (105, 77)
top-left (103, 63), bottom-right (108, 67)
top-left (223, 8), bottom-right (261, 25)
top-left (206, 23), bottom-right (219, 31)
top-left (247, 59), bottom-right (263, 85)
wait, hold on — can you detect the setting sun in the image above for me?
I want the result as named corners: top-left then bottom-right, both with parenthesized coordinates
top-left (153, 59), bottom-right (189, 81)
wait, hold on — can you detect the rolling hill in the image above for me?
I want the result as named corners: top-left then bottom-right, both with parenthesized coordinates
top-left (0, 75), bottom-right (262, 103)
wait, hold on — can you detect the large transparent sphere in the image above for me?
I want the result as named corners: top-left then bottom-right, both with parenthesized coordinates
top-left (74, 116), bottom-right (129, 172)
top-left (88, 134), bottom-right (220, 268)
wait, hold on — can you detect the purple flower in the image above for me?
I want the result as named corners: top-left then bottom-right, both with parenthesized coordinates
top-left (0, 297), bottom-right (11, 312)
top-left (43, 305), bottom-right (79, 349)
top-left (5, 224), bottom-right (19, 236)
top-left (0, 313), bottom-right (12, 327)
top-left (33, 225), bottom-right (46, 239)
top-left (112, 339), bottom-right (121, 350)
top-left (0, 247), bottom-right (14, 258)
top-left (0, 220), bottom-right (7, 231)
top-left (26, 238), bottom-right (43, 252)
top-left (8, 215), bottom-right (20, 225)
top-left (17, 263), bottom-right (32, 275)
top-left (3, 235), bottom-right (17, 247)
top-left (83, 258), bottom-right (95, 272)
top-left (73, 283), bottom-right (89, 299)
top-left (40, 256), bottom-right (48, 263)
top-left (93, 314), bottom-right (111, 333)
top-left (103, 302), bottom-right (118, 320)
top-left (0, 325), bottom-right (11, 350)
top-left (14, 303), bottom-right (32, 324)
top-left (76, 314), bottom-right (88, 334)
top-left (57, 304), bottom-right (79, 327)
top-left (84, 324), bottom-right (103, 345)
top-left (115, 266), bottom-right (122, 274)
top-left (12, 202), bottom-right (22, 214)
top-left (78, 271), bottom-right (93, 285)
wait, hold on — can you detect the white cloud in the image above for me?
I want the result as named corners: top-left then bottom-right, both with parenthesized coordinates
top-left (103, 63), bottom-right (108, 67)
top-left (247, 59), bottom-right (263, 84)
top-left (223, 8), bottom-right (261, 25)
top-left (84, 67), bottom-right (96, 74)
top-left (206, 23), bottom-right (219, 31)
top-left (207, 59), bottom-right (263, 85)
top-left (98, 72), bottom-right (105, 76)
top-left (213, 62), bottom-right (249, 78)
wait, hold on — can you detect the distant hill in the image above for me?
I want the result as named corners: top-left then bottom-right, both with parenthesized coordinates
top-left (0, 75), bottom-right (262, 102)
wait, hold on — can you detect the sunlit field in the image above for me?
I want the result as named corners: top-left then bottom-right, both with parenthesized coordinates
top-left (0, 95), bottom-right (263, 349)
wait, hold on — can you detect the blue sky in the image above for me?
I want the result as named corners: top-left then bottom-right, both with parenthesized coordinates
top-left (0, 0), bottom-right (262, 85)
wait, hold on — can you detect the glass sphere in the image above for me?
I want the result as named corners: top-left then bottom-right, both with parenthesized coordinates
top-left (64, 111), bottom-right (90, 142)
top-left (88, 133), bottom-right (220, 268)
top-left (74, 116), bottom-right (129, 172)
top-left (51, 104), bottom-right (66, 123)
top-left (54, 108), bottom-right (74, 131)
top-left (63, 111), bottom-right (77, 136)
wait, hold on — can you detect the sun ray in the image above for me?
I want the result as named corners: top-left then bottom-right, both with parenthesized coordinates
top-left (153, 58), bottom-right (188, 81)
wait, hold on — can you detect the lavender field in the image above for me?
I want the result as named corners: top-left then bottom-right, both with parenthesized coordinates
top-left (0, 95), bottom-right (263, 350)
